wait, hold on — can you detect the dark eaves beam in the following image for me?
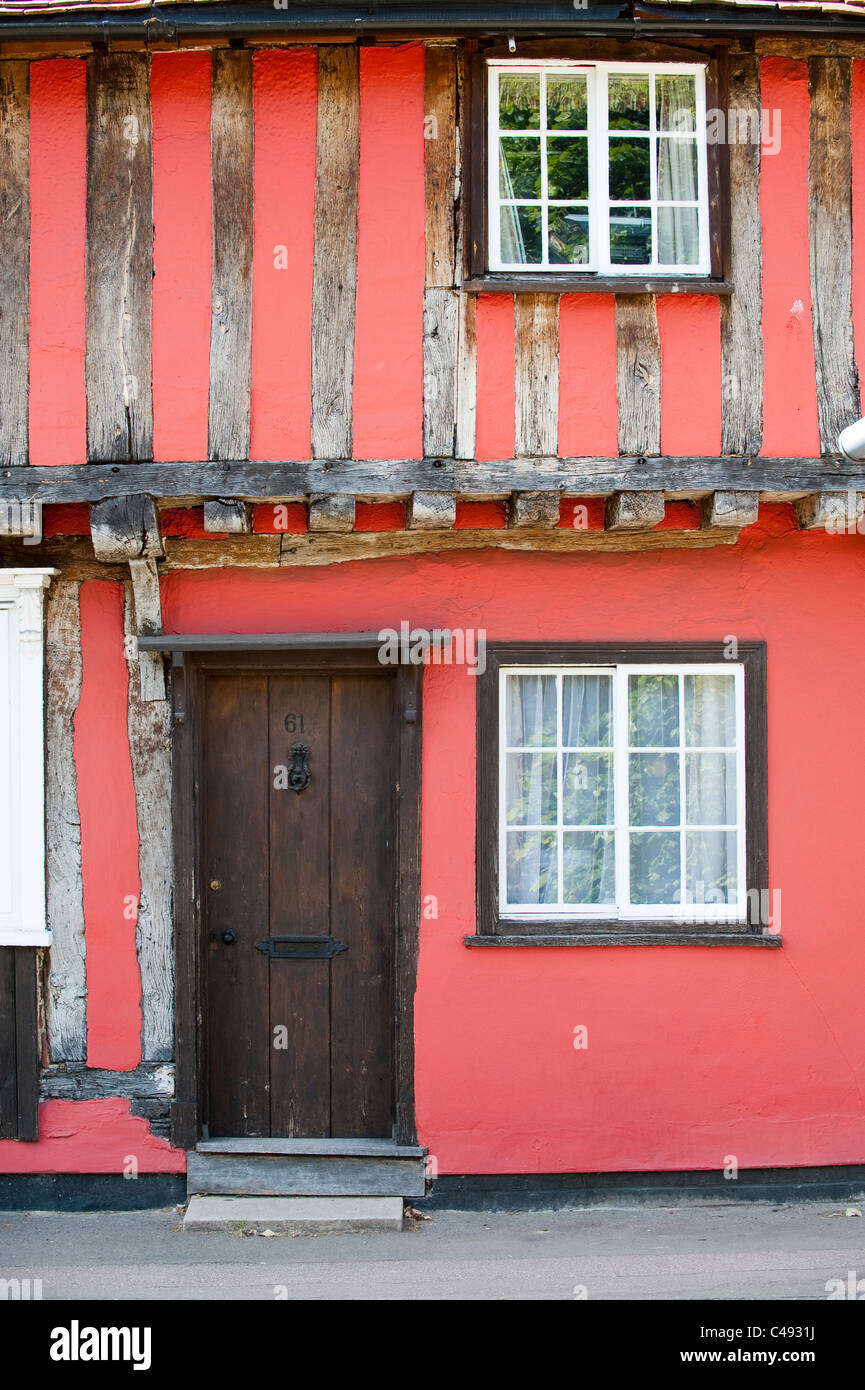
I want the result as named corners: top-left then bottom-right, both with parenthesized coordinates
top-left (0, 1), bottom-right (864, 42)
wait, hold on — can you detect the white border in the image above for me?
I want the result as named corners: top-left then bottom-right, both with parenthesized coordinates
top-left (488, 59), bottom-right (711, 276)
top-left (498, 663), bottom-right (747, 924)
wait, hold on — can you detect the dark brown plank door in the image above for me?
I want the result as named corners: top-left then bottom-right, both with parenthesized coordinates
top-left (203, 667), bottom-right (398, 1140)
top-left (329, 674), bottom-right (396, 1138)
top-left (268, 673), bottom-right (332, 1137)
top-left (203, 674), bottom-right (270, 1137)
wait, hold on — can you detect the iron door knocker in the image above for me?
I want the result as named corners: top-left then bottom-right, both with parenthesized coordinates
top-left (288, 743), bottom-right (311, 793)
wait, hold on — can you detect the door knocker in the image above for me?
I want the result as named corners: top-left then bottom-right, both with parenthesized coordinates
top-left (287, 743), bottom-right (311, 793)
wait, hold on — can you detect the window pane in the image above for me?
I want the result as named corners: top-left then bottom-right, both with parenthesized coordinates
top-left (563, 831), bottom-right (616, 905)
top-left (499, 136), bottom-right (541, 198)
top-left (549, 207), bottom-right (589, 265)
top-left (564, 751), bottom-right (614, 826)
top-left (609, 207), bottom-right (652, 265)
top-left (500, 205), bottom-right (542, 265)
top-left (658, 137), bottom-right (697, 201)
top-left (506, 752), bottom-right (557, 825)
top-left (629, 673), bottom-right (679, 747)
top-left (684, 674), bottom-right (736, 746)
top-left (547, 136), bottom-right (588, 200)
top-left (686, 752), bottom-right (737, 825)
top-left (506, 829), bottom-right (558, 904)
top-left (563, 673), bottom-right (612, 747)
top-left (547, 74), bottom-right (588, 130)
top-left (499, 73), bottom-right (540, 129)
top-left (506, 674), bottom-right (557, 746)
top-left (608, 137), bottom-right (651, 200)
top-left (629, 752), bottom-right (680, 827)
top-left (608, 74), bottom-right (650, 129)
top-left (658, 206), bottom-right (699, 266)
top-left (630, 831), bottom-right (681, 904)
top-left (656, 74), bottom-right (696, 132)
top-left (686, 830), bottom-right (737, 905)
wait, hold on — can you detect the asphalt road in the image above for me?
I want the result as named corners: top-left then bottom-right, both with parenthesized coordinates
top-left (2, 1201), bottom-right (865, 1300)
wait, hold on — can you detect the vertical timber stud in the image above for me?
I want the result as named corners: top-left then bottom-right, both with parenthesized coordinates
top-left (455, 292), bottom-right (477, 459)
top-left (123, 588), bottom-right (173, 1062)
top-left (312, 46), bottom-right (360, 460)
top-left (45, 580), bottom-right (87, 1063)
top-left (86, 53), bottom-right (153, 462)
top-left (0, 63), bottom-right (29, 467)
top-left (515, 295), bottom-right (559, 457)
top-left (616, 296), bottom-right (661, 457)
top-left (128, 557), bottom-right (165, 702)
top-left (721, 54), bottom-right (763, 456)
top-left (423, 43), bottom-right (459, 458)
top-left (809, 56), bottom-right (859, 454)
top-left (209, 49), bottom-right (253, 462)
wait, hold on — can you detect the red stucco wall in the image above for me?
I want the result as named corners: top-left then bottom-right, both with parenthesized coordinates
top-left (6, 512), bottom-right (865, 1174)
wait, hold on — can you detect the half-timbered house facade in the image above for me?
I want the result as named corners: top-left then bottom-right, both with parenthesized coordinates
top-left (2, 0), bottom-right (865, 1209)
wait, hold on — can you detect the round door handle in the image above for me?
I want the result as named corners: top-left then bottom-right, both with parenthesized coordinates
top-left (221, 931), bottom-right (238, 945)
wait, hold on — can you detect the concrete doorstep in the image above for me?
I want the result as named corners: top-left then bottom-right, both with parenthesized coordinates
top-left (182, 1195), bottom-right (405, 1235)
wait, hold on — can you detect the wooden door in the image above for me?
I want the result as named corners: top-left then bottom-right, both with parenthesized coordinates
top-left (202, 666), bottom-right (397, 1139)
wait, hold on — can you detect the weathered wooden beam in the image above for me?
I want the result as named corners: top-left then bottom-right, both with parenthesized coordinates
top-left (7, 458), bottom-right (865, 505)
top-left (311, 46), bottom-right (359, 459)
top-left (407, 491), bottom-right (456, 530)
top-left (86, 52), bottom-right (153, 462)
top-left (123, 586), bottom-right (173, 1060)
top-left (275, 526), bottom-right (739, 567)
top-left (809, 55), bottom-right (859, 455)
top-left (308, 493), bottom-right (355, 532)
top-left (515, 294), bottom-right (559, 458)
top-left (721, 53), bottom-right (763, 456)
top-left (40, 1062), bottom-right (174, 1100)
top-left (203, 499), bottom-right (251, 534)
top-left (616, 295), bottom-right (661, 457)
top-left (128, 557), bottom-right (164, 700)
top-left (424, 43), bottom-right (457, 290)
top-left (454, 292), bottom-right (477, 460)
top-left (44, 580), bottom-right (86, 1064)
top-left (700, 490), bottom-right (760, 529)
top-left (0, 62), bottom-right (29, 468)
top-left (509, 491), bottom-right (560, 529)
top-left (90, 494), bottom-right (163, 562)
top-left (606, 490), bottom-right (665, 532)
top-left (794, 490), bottom-right (863, 531)
top-left (423, 288), bottom-right (458, 458)
top-left (209, 49), bottom-right (254, 462)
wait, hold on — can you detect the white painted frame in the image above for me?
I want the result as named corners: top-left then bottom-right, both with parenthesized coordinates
top-left (498, 663), bottom-right (747, 924)
top-left (488, 59), bottom-right (711, 276)
top-left (0, 569), bottom-right (57, 945)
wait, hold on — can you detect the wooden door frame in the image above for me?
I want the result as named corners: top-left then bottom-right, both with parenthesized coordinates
top-left (169, 645), bottom-right (422, 1149)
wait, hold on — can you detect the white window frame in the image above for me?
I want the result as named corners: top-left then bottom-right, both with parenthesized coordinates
top-left (0, 569), bottom-right (56, 946)
top-left (498, 662), bottom-right (747, 924)
top-left (488, 59), bottom-right (711, 276)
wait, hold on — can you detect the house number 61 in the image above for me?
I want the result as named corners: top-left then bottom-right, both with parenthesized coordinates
top-left (284, 713), bottom-right (305, 733)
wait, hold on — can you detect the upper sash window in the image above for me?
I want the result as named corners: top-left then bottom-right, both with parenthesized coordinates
top-left (488, 60), bottom-right (711, 276)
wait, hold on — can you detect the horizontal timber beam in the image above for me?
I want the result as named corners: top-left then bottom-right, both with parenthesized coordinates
top-left (2, 459), bottom-right (865, 505)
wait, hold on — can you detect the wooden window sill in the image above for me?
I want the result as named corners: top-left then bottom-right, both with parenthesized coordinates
top-left (463, 275), bottom-right (733, 296)
top-left (464, 931), bottom-right (783, 947)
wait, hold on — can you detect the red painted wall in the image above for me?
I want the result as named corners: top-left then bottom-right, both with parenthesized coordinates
top-left (151, 51), bottom-right (212, 463)
top-left (75, 583), bottom-right (142, 1072)
top-left (28, 59), bottom-right (87, 467)
top-left (9, 527), bottom-right (865, 1175)
top-left (148, 521), bottom-right (865, 1175)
